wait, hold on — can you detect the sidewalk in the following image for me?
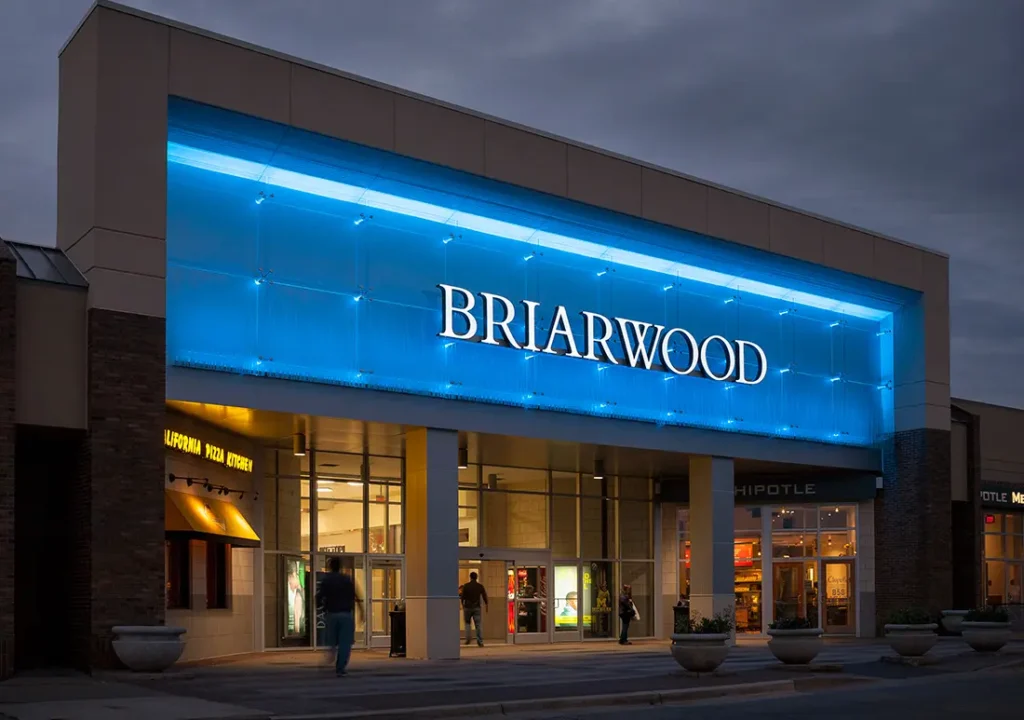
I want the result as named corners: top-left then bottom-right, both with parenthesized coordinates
top-left (0, 639), bottom-right (1020, 720)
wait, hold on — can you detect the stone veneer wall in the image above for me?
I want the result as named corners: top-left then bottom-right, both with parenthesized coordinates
top-left (874, 428), bottom-right (953, 629)
top-left (71, 309), bottom-right (166, 669)
top-left (0, 242), bottom-right (16, 678)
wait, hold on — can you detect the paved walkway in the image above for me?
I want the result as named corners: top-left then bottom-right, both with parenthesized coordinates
top-left (0, 638), bottom-right (1020, 719)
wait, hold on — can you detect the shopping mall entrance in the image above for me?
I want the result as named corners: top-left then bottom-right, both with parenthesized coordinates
top-left (458, 550), bottom-right (552, 645)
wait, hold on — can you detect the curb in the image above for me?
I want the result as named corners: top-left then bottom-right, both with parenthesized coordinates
top-left (270, 676), bottom-right (872, 720)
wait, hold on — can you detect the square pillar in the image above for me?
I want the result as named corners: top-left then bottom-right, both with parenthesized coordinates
top-left (405, 428), bottom-right (460, 660)
top-left (688, 456), bottom-right (734, 634)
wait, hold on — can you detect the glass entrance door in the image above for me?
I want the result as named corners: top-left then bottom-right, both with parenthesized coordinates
top-left (369, 558), bottom-right (402, 647)
top-left (507, 563), bottom-right (549, 643)
top-left (773, 561), bottom-right (819, 627)
top-left (822, 560), bottom-right (856, 634)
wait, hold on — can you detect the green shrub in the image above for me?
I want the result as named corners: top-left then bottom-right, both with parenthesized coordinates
top-left (678, 609), bottom-right (734, 634)
top-left (964, 606), bottom-right (1010, 623)
top-left (768, 616), bottom-right (815, 630)
top-left (886, 607), bottom-right (934, 625)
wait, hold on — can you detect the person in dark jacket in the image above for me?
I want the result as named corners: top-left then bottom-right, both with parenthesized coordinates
top-left (618, 584), bottom-right (635, 645)
top-left (316, 556), bottom-right (363, 676)
top-left (459, 572), bottom-right (489, 647)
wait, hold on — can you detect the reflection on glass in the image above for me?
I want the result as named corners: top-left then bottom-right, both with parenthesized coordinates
top-left (315, 555), bottom-right (366, 647)
top-left (370, 561), bottom-right (403, 636)
top-left (511, 565), bottom-right (547, 634)
top-left (622, 562), bottom-right (653, 637)
top-left (986, 561), bottom-right (1007, 605)
top-left (820, 530), bottom-right (857, 557)
top-left (771, 508), bottom-right (817, 531)
top-left (582, 561), bottom-right (614, 639)
top-left (773, 561), bottom-right (818, 627)
top-left (772, 533), bottom-right (817, 558)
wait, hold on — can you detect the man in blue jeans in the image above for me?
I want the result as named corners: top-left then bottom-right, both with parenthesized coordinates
top-left (459, 572), bottom-right (489, 647)
top-left (317, 557), bottom-right (362, 676)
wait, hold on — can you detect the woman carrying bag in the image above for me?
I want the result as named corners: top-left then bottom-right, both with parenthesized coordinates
top-left (618, 584), bottom-right (639, 645)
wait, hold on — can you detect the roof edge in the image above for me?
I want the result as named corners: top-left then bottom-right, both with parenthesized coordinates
top-left (72, 1), bottom-right (948, 260)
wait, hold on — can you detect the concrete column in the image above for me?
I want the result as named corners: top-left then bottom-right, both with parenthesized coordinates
top-left (688, 456), bottom-right (734, 634)
top-left (405, 428), bottom-right (460, 660)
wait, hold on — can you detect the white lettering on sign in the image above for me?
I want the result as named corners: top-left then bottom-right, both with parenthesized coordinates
top-left (438, 284), bottom-right (769, 385)
top-left (734, 483), bottom-right (816, 498)
top-left (980, 489), bottom-right (1024, 507)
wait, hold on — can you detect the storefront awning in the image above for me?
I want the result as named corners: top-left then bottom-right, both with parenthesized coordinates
top-left (165, 489), bottom-right (261, 548)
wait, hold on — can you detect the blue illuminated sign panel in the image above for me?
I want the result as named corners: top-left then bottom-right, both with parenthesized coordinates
top-left (164, 100), bottom-right (900, 447)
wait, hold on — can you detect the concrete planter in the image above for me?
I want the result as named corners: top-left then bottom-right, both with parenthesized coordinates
top-left (766, 627), bottom-right (824, 664)
top-left (669, 633), bottom-right (730, 673)
top-left (111, 626), bottom-right (187, 672)
top-left (961, 622), bottom-right (1012, 653)
top-left (883, 624), bottom-right (938, 657)
top-left (940, 610), bottom-right (969, 634)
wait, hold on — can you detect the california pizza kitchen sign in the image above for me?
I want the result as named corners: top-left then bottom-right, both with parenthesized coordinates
top-left (438, 284), bottom-right (768, 384)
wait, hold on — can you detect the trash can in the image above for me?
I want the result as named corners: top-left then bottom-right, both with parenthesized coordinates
top-left (673, 604), bottom-right (690, 634)
top-left (389, 609), bottom-right (407, 657)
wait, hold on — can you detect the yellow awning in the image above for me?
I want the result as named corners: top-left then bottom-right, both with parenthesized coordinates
top-left (165, 489), bottom-right (261, 548)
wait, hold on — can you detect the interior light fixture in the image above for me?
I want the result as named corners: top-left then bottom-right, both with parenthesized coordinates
top-left (167, 143), bottom-right (891, 322)
top-left (458, 446), bottom-right (469, 470)
top-left (594, 459), bottom-right (605, 481)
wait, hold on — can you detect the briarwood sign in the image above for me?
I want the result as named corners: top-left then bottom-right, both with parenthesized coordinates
top-left (438, 284), bottom-right (769, 385)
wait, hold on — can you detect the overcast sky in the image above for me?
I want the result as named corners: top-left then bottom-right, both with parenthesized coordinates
top-left (1, 0), bottom-right (1021, 408)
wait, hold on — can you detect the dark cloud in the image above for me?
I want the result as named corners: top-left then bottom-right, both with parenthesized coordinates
top-left (1, 0), bottom-right (1020, 407)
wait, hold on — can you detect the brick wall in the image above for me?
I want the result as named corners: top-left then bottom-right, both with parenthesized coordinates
top-left (874, 428), bottom-right (953, 629)
top-left (0, 242), bottom-right (16, 678)
top-left (74, 308), bottom-right (166, 669)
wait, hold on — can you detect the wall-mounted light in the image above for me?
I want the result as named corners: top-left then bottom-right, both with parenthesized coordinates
top-left (458, 446), bottom-right (469, 470)
top-left (594, 459), bottom-right (605, 481)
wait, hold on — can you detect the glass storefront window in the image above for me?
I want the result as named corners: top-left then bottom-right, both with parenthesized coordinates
top-left (551, 472), bottom-right (578, 558)
top-left (986, 560), bottom-right (1007, 605)
top-left (480, 466), bottom-right (549, 549)
top-left (581, 494), bottom-right (616, 559)
top-left (622, 562), bottom-right (654, 637)
top-left (983, 510), bottom-right (1024, 608)
top-left (772, 532), bottom-right (817, 558)
top-left (773, 560), bottom-right (819, 628)
top-left (619, 501), bottom-right (652, 559)
top-left (458, 489), bottom-right (479, 547)
top-left (820, 506), bottom-right (856, 529)
top-left (820, 530), bottom-right (857, 557)
top-left (582, 561), bottom-right (615, 639)
top-left (734, 507), bottom-right (762, 633)
top-left (772, 507), bottom-right (817, 531)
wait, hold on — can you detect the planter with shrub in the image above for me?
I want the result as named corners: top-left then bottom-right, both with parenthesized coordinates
top-left (940, 610), bottom-right (969, 635)
top-left (883, 608), bottom-right (938, 658)
top-left (961, 606), bottom-right (1011, 653)
top-left (766, 616), bottom-right (824, 665)
top-left (669, 610), bottom-right (734, 673)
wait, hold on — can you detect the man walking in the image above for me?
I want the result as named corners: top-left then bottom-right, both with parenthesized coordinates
top-left (316, 556), bottom-right (362, 676)
top-left (459, 572), bottom-right (489, 647)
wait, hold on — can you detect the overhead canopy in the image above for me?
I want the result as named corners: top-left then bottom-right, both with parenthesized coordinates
top-left (165, 489), bottom-right (260, 548)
